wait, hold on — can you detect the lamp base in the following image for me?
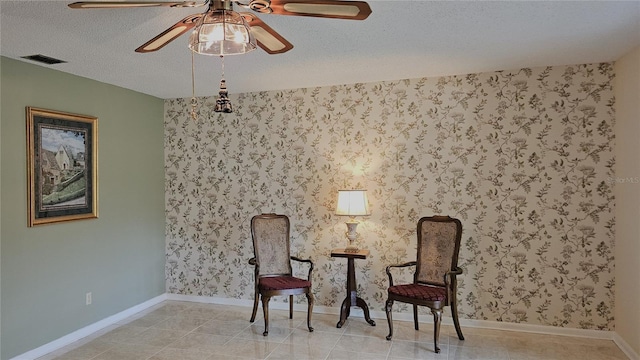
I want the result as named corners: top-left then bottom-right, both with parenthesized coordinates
top-left (344, 243), bottom-right (359, 253)
top-left (344, 219), bottom-right (360, 253)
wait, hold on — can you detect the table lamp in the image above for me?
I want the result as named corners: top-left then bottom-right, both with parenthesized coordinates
top-left (335, 190), bottom-right (371, 253)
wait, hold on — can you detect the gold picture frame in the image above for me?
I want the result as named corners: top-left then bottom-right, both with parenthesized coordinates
top-left (26, 107), bottom-right (98, 226)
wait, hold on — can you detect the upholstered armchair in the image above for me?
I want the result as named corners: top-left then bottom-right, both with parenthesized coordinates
top-left (385, 215), bottom-right (465, 353)
top-left (248, 213), bottom-right (314, 336)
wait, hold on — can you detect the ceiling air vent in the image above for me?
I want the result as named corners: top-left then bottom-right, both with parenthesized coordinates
top-left (21, 54), bottom-right (66, 65)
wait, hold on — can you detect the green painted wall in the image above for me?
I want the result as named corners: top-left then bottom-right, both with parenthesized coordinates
top-left (0, 57), bottom-right (166, 360)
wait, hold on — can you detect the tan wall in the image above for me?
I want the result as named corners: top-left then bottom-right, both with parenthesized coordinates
top-left (614, 46), bottom-right (640, 355)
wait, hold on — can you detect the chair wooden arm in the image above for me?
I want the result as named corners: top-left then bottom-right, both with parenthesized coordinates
top-left (291, 256), bottom-right (314, 281)
top-left (248, 257), bottom-right (260, 281)
top-left (447, 266), bottom-right (463, 277)
top-left (385, 261), bottom-right (417, 287)
top-left (444, 266), bottom-right (463, 301)
top-left (444, 266), bottom-right (463, 285)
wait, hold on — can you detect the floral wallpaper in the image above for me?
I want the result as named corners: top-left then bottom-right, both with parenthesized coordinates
top-left (165, 63), bottom-right (616, 330)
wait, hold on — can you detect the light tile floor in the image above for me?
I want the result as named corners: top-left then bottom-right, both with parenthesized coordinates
top-left (36, 301), bottom-right (628, 360)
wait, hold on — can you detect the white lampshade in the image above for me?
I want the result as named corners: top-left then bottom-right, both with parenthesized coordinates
top-left (335, 190), bottom-right (371, 216)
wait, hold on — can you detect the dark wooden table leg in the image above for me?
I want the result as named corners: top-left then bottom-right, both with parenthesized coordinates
top-left (337, 257), bottom-right (355, 328)
top-left (356, 296), bottom-right (376, 326)
top-left (336, 257), bottom-right (375, 327)
top-left (337, 297), bottom-right (349, 328)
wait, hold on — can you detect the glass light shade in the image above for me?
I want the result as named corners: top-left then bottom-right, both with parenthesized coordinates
top-left (189, 10), bottom-right (256, 56)
top-left (335, 190), bottom-right (371, 216)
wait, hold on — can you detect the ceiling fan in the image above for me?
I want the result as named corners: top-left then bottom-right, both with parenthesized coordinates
top-left (68, 0), bottom-right (372, 55)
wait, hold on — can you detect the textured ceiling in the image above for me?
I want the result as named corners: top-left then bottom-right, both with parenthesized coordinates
top-left (1, 0), bottom-right (639, 99)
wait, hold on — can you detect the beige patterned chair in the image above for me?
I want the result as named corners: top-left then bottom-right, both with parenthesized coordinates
top-left (249, 213), bottom-right (314, 336)
top-left (384, 215), bottom-right (465, 353)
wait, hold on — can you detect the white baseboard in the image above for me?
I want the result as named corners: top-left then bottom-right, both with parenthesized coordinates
top-left (165, 293), bottom-right (343, 315)
top-left (11, 294), bottom-right (167, 360)
top-left (166, 293), bottom-right (256, 308)
top-left (16, 293), bottom-right (637, 360)
top-left (613, 332), bottom-right (640, 360)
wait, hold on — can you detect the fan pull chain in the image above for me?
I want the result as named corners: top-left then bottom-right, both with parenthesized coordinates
top-left (214, 55), bottom-right (233, 113)
top-left (220, 55), bottom-right (225, 80)
top-left (190, 51), bottom-right (198, 121)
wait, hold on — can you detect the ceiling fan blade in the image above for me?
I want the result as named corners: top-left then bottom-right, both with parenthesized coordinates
top-left (135, 13), bottom-right (202, 52)
top-left (266, 0), bottom-right (371, 20)
top-left (242, 13), bottom-right (293, 55)
top-left (68, 1), bottom-right (204, 9)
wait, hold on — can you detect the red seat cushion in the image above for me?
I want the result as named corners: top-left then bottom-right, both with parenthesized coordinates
top-left (259, 276), bottom-right (311, 291)
top-left (388, 284), bottom-right (446, 302)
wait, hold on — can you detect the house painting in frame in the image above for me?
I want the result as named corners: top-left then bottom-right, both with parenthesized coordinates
top-left (26, 107), bottom-right (98, 226)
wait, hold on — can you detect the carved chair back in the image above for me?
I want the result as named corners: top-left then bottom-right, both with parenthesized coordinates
top-left (251, 213), bottom-right (293, 277)
top-left (415, 216), bottom-right (463, 288)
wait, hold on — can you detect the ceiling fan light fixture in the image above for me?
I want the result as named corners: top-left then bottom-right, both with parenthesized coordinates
top-left (189, 9), bottom-right (256, 56)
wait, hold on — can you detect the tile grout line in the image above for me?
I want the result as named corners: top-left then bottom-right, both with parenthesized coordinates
top-left (323, 319), bottom-right (348, 360)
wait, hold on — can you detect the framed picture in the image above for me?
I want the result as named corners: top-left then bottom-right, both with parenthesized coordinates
top-left (26, 107), bottom-right (98, 226)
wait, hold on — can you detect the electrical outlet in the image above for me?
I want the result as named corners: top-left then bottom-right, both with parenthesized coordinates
top-left (86, 292), bottom-right (92, 305)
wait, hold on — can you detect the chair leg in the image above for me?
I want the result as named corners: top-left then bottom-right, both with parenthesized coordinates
top-left (261, 295), bottom-right (270, 336)
top-left (306, 291), bottom-right (315, 332)
top-left (250, 290), bottom-right (259, 323)
top-left (451, 300), bottom-right (465, 340)
top-left (289, 295), bottom-right (293, 319)
top-left (413, 304), bottom-right (419, 330)
top-left (385, 298), bottom-right (394, 340)
top-left (431, 308), bottom-right (442, 354)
